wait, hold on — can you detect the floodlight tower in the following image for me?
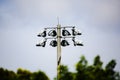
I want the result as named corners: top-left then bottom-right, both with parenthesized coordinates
top-left (36, 20), bottom-right (83, 80)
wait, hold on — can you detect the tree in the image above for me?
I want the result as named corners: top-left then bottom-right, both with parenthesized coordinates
top-left (17, 68), bottom-right (49, 80)
top-left (105, 60), bottom-right (119, 80)
top-left (0, 55), bottom-right (120, 80)
top-left (17, 68), bottom-right (32, 80)
top-left (75, 56), bottom-right (88, 80)
top-left (0, 67), bottom-right (49, 80)
top-left (0, 68), bottom-right (16, 80)
top-left (57, 65), bottom-right (74, 80)
top-left (32, 70), bottom-right (49, 80)
top-left (57, 55), bottom-right (120, 80)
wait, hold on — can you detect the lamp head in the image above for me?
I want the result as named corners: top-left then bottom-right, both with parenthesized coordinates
top-left (61, 40), bottom-right (69, 47)
top-left (74, 41), bottom-right (83, 46)
top-left (50, 40), bottom-right (57, 47)
top-left (37, 30), bottom-right (46, 37)
top-left (62, 28), bottom-right (71, 36)
top-left (36, 39), bottom-right (47, 47)
top-left (48, 30), bottom-right (57, 37)
top-left (72, 37), bottom-right (83, 46)
top-left (72, 28), bottom-right (82, 36)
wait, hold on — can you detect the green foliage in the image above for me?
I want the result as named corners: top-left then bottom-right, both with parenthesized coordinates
top-left (58, 65), bottom-right (74, 80)
top-left (57, 55), bottom-right (120, 80)
top-left (93, 55), bottom-right (103, 68)
top-left (17, 68), bottom-right (31, 80)
top-left (0, 68), bottom-right (17, 80)
top-left (0, 55), bottom-right (120, 80)
top-left (0, 68), bottom-right (49, 80)
top-left (32, 70), bottom-right (49, 80)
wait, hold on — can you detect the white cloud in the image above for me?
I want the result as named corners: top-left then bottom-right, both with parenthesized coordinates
top-left (10, 0), bottom-right (120, 32)
top-left (90, 1), bottom-right (120, 25)
top-left (12, 0), bottom-right (72, 18)
top-left (64, 0), bottom-right (120, 31)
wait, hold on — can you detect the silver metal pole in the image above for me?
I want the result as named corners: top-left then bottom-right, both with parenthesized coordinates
top-left (57, 23), bottom-right (61, 80)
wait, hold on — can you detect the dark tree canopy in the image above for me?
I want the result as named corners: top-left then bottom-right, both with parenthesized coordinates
top-left (0, 55), bottom-right (120, 80)
top-left (0, 68), bottom-right (49, 80)
top-left (56, 55), bottom-right (120, 80)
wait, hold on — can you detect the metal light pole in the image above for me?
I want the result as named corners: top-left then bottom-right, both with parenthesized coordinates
top-left (57, 24), bottom-right (61, 80)
top-left (36, 20), bottom-right (83, 80)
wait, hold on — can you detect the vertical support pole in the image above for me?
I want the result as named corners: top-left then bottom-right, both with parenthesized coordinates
top-left (57, 23), bottom-right (61, 80)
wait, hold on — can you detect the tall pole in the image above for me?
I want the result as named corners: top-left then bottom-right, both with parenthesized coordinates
top-left (36, 20), bottom-right (83, 80)
top-left (57, 23), bottom-right (61, 80)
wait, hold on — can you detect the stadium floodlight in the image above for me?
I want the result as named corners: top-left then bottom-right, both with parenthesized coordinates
top-left (48, 30), bottom-right (57, 37)
top-left (36, 19), bottom-right (83, 80)
top-left (72, 37), bottom-right (83, 46)
top-left (72, 27), bottom-right (82, 36)
top-left (50, 40), bottom-right (57, 47)
top-left (74, 41), bottom-right (83, 46)
top-left (37, 29), bottom-right (46, 37)
top-left (36, 39), bottom-right (47, 47)
top-left (61, 39), bottom-right (69, 47)
top-left (62, 28), bottom-right (71, 36)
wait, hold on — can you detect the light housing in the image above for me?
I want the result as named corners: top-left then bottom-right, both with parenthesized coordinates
top-left (72, 37), bottom-right (83, 46)
top-left (37, 30), bottom-right (46, 37)
top-left (72, 27), bottom-right (81, 36)
top-left (36, 39), bottom-right (47, 47)
top-left (62, 28), bottom-right (71, 36)
top-left (48, 30), bottom-right (57, 37)
top-left (61, 39), bottom-right (69, 47)
top-left (50, 40), bottom-right (57, 47)
top-left (74, 41), bottom-right (83, 46)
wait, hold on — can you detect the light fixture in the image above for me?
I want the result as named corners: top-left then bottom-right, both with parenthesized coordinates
top-left (74, 41), bottom-right (83, 46)
top-left (36, 24), bottom-right (84, 80)
top-left (37, 30), bottom-right (46, 37)
top-left (72, 37), bottom-right (83, 46)
top-left (36, 39), bottom-right (47, 47)
top-left (61, 39), bottom-right (69, 47)
top-left (72, 27), bottom-right (81, 36)
top-left (50, 40), bottom-right (57, 47)
top-left (48, 30), bottom-right (57, 37)
top-left (62, 28), bottom-right (71, 36)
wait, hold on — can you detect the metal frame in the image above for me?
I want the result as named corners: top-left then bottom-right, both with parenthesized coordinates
top-left (36, 22), bottom-right (83, 80)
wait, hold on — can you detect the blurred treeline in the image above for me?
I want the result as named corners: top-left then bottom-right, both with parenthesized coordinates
top-left (55, 55), bottom-right (120, 80)
top-left (0, 55), bottom-right (120, 80)
top-left (0, 68), bottom-right (49, 80)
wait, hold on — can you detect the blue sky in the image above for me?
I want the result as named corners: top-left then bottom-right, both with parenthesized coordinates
top-left (0, 0), bottom-right (120, 79)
